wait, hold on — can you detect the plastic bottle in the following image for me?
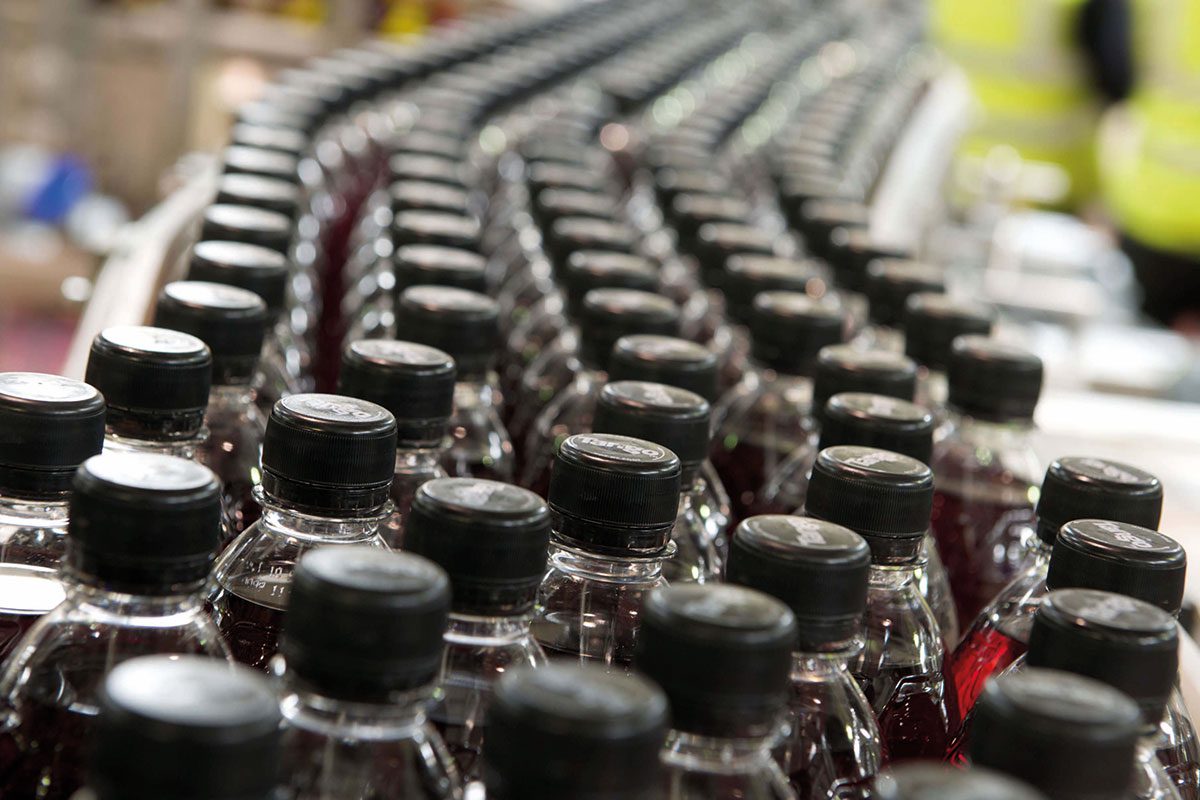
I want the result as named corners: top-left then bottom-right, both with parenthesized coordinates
top-left (726, 515), bottom-right (882, 798)
top-left (404, 477), bottom-right (551, 780)
top-left (874, 763), bottom-right (1047, 800)
top-left (804, 445), bottom-right (950, 761)
top-left (338, 339), bottom-right (455, 547)
top-left (901, 294), bottom-right (993, 420)
top-left (856, 260), bottom-right (945, 353)
top-left (634, 584), bottom-right (796, 800)
top-left (0, 452), bottom-right (229, 799)
top-left (532, 433), bottom-right (681, 669)
top-left (274, 546), bottom-right (459, 800)
top-left (208, 393), bottom-right (396, 669)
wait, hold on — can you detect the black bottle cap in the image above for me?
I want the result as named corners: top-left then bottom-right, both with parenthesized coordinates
top-left (874, 764), bottom-right (1048, 800)
top-left (338, 339), bottom-right (456, 444)
top-left (970, 668), bottom-right (1141, 799)
top-left (818, 393), bottom-right (934, 465)
top-left (796, 199), bottom-right (870, 260)
top-left (394, 286), bottom-right (499, 379)
top-left (187, 240), bottom-right (289, 313)
top-left (387, 153), bottom-right (467, 189)
top-left (230, 122), bottom-right (308, 158)
top-left (392, 210), bottom-right (481, 252)
top-left (805, 445), bottom-right (934, 562)
top-left (947, 336), bottom-right (1043, 422)
top-left (693, 222), bottom-right (776, 289)
top-left (527, 161), bottom-right (608, 195)
top-left (261, 393), bottom-right (398, 514)
top-left (154, 281), bottom-right (268, 385)
top-left (532, 187), bottom-right (614, 226)
top-left (727, 515), bottom-right (870, 650)
top-left (634, 585), bottom-right (796, 737)
top-left (214, 173), bottom-right (300, 219)
top-left (0, 372), bottom-right (105, 497)
top-left (281, 546), bottom-right (450, 701)
top-left (1047, 519), bottom-right (1187, 614)
top-left (548, 433), bottom-right (682, 555)
top-left (483, 664), bottom-right (668, 800)
top-left (592, 381), bottom-right (710, 476)
top-left (723, 255), bottom-right (820, 326)
top-left (669, 194), bottom-right (751, 249)
top-left (749, 292), bottom-right (845, 375)
top-left (563, 251), bottom-right (658, 313)
top-left (608, 334), bottom-right (719, 402)
top-left (85, 326), bottom-right (212, 435)
top-left (578, 288), bottom-right (680, 370)
top-left (903, 293), bottom-right (995, 371)
top-left (654, 167), bottom-right (729, 209)
top-left (393, 244), bottom-right (487, 293)
top-left (813, 345), bottom-right (918, 420)
top-left (221, 145), bottom-right (300, 185)
top-left (67, 453), bottom-right (222, 593)
top-left (1027, 588), bottom-right (1178, 726)
top-left (864, 260), bottom-right (946, 328)
top-left (91, 656), bottom-right (281, 800)
top-left (1034, 458), bottom-right (1163, 546)
top-left (389, 180), bottom-right (472, 216)
top-left (826, 226), bottom-right (911, 293)
top-left (199, 204), bottom-right (292, 255)
top-left (544, 217), bottom-right (636, 272)
top-left (404, 478), bottom-right (551, 615)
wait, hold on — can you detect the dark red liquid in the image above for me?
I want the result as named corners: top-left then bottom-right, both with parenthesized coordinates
top-left (0, 564), bottom-right (65, 662)
top-left (198, 411), bottom-right (263, 540)
top-left (207, 578), bottom-right (287, 670)
top-left (0, 693), bottom-right (94, 799)
top-left (383, 466), bottom-right (443, 549)
top-left (858, 666), bottom-right (949, 763)
top-left (708, 441), bottom-right (795, 524)
top-left (429, 717), bottom-right (484, 781)
top-left (441, 452), bottom-right (514, 483)
top-left (780, 680), bottom-right (878, 799)
top-left (945, 620), bottom-right (1027, 733)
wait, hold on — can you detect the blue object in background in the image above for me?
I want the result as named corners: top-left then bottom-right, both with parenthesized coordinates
top-left (23, 155), bottom-right (92, 224)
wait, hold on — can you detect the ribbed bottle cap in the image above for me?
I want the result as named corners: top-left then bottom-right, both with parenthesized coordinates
top-left (578, 289), bottom-right (680, 370)
top-left (669, 194), bottom-right (750, 249)
top-left (727, 515), bottom-right (870, 650)
top-left (693, 222), bottom-right (776, 289)
top-left (261, 393), bottom-right (397, 513)
top-left (805, 446), bottom-right (934, 562)
top-left (1047, 519), bottom-right (1187, 613)
top-left (723, 255), bottom-right (820, 326)
top-left (389, 180), bottom-right (472, 216)
top-left (865, 260), bottom-right (946, 328)
top-left (91, 656), bottom-right (281, 800)
top-left (813, 345), bottom-right (917, 420)
top-left (393, 244), bottom-right (487, 293)
top-left (85, 326), bottom-right (212, 434)
top-left (548, 433), bottom-right (682, 555)
top-left (221, 145), bottom-right (300, 185)
top-left (903, 293), bottom-right (994, 371)
top-left (797, 199), bottom-right (870, 260)
top-left (532, 187), bottom-right (614, 226)
top-left (970, 668), bottom-right (1141, 799)
top-left (67, 453), bottom-right (222, 592)
top-left (1034, 458), bottom-right (1163, 546)
top-left (1027, 588), bottom-right (1178, 726)
top-left (607, 335), bottom-right (719, 402)
top-left (874, 765), bottom-right (1048, 800)
top-left (280, 546), bottom-right (450, 701)
top-left (391, 210), bottom-right (481, 252)
top-left (947, 336), bottom-right (1043, 421)
top-left (0, 372), bottom-right (105, 497)
top-left (154, 281), bottom-right (268, 385)
top-left (749, 292), bottom-right (845, 375)
top-left (394, 286), bottom-right (499, 379)
top-left (826, 226), bottom-right (911, 293)
top-left (387, 153), bottom-right (467, 189)
top-left (338, 339), bottom-right (455, 444)
top-left (527, 161), bottom-right (608, 195)
top-left (654, 168), bottom-right (729, 209)
top-left (199, 204), bottom-right (292, 255)
top-left (483, 664), bottom-right (668, 800)
top-left (563, 251), bottom-right (658, 313)
top-left (215, 174), bottom-right (300, 218)
top-left (818, 393), bottom-right (934, 464)
top-left (634, 585), bottom-right (796, 736)
top-left (544, 217), bottom-right (635, 271)
top-left (592, 381), bottom-right (710, 473)
top-left (404, 478), bottom-right (551, 615)
top-left (188, 240), bottom-right (289, 313)
top-left (229, 123), bottom-right (308, 158)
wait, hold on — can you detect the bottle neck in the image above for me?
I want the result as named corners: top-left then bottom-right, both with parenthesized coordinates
top-left (104, 429), bottom-right (203, 457)
top-left (258, 493), bottom-right (387, 543)
top-left (792, 636), bottom-right (864, 675)
top-left (394, 446), bottom-right (446, 472)
top-left (661, 730), bottom-right (780, 772)
top-left (547, 539), bottom-right (665, 583)
top-left (207, 383), bottom-right (256, 408)
top-left (444, 613), bottom-right (535, 646)
top-left (278, 669), bottom-right (433, 741)
top-left (59, 579), bottom-right (206, 619)
top-left (454, 375), bottom-right (501, 409)
top-left (0, 494), bottom-right (69, 526)
top-left (868, 561), bottom-right (923, 589)
top-left (947, 410), bottom-right (1035, 447)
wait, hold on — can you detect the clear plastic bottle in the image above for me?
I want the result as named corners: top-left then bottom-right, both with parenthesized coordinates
top-left (874, 763), bottom-right (1047, 800)
top-left (208, 393), bottom-right (396, 669)
top-left (154, 281), bottom-right (270, 539)
top-left (726, 515), bottom-right (882, 799)
top-left (709, 292), bottom-right (845, 524)
top-left (338, 339), bottom-right (455, 548)
top-left (901, 294), bottom-right (993, 422)
top-left (274, 546), bottom-right (460, 800)
top-left (84, 656), bottom-right (282, 800)
top-left (403, 478), bottom-right (552, 780)
top-left (394, 286), bottom-right (515, 481)
top-left (969, 668), bottom-right (1143, 800)
top-left (84, 325), bottom-right (213, 460)
top-left (482, 664), bottom-right (669, 800)
top-left (634, 584), bottom-right (797, 800)
top-left (532, 433), bottom-right (682, 669)
top-left (854, 260), bottom-right (945, 354)
top-left (929, 336), bottom-right (1044, 624)
top-left (0, 452), bottom-right (229, 799)
top-left (804, 445), bottom-right (951, 761)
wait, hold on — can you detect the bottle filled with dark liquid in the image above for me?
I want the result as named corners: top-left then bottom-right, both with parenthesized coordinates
top-left (726, 515), bottom-right (882, 799)
top-left (928, 336), bottom-right (1044, 624)
top-left (634, 584), bottom-right (797, 800)
top-left (0, 452), bottom-right (229, 800)
top-left (804, 445), bottom-right (951, 762)
top-left (208, 393), bottom-right (396, 669)
top-left (532, 433), bottom-right (681, 669)
top-left (874, 762), bottom-right (1047, 800)
top-left (338, 339), bottom-right (456, 547)
top-left (274, 546), bottom-right (460, 800)
top-left (154, 280), bottom-right (271, 540)
top-left (900, 293), bottom-right (994, 423)
top-left (404, 477), bottom-right (551, 781)
top-left (84, 655), bottom-right (282, 800)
